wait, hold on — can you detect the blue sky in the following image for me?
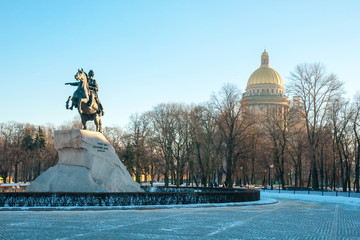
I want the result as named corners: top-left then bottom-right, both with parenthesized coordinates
top-left (1, 1), bottom-right (359, 128)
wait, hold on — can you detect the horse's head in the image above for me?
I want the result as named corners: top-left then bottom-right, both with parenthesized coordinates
top-left (74, 68), bottom-right (88, 83)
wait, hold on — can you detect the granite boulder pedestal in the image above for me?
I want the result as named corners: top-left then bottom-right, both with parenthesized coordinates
top-left (27, 129), bottom-right (142, 192)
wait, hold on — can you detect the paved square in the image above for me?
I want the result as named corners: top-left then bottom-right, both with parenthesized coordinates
top-left (1, 198), bottom-right (360, 239)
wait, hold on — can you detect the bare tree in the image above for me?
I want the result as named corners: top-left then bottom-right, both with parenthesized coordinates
top-left (286, 110), bottom-right (308, 188)
top-left (0, 123), bottom-right (14, 183)
top-left (189, 104), bottom-right (221, 187)
top-left (103, 126), bottom-right (123, 155)
top-left (149, 103), bottom-right (177, 186)
top-left (211, 84), bottom-right (253, 187)
top-left (171, 105), bottom-right (191, 186)
top-left (353, 94), bottom-right (360, 192)
top-left (58, 116), bottom-right (85, 130)
top-left (124, 113), bottom-right (151, 183)
top-left (8, 123), bottom-right (26, 183)
top-left (289, 63), bottom-right (344, 190)
top-left (262, 108), bottom-right (292, 189)
top-left (329, 98), bottom-right (354, 191)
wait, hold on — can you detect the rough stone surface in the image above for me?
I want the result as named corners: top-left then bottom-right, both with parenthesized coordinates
top-left (26, 129), bottom-right (142, 192)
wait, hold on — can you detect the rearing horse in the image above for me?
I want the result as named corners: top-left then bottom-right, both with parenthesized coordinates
top-left (65, 69), bottom-right (103, 133)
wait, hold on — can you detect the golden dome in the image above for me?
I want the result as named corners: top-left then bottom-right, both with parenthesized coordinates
top-left (246, 50), bottom-right (283, 88)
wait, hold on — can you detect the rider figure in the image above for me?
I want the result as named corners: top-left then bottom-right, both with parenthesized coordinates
top-left (88, 70), bottom-right (104, 116)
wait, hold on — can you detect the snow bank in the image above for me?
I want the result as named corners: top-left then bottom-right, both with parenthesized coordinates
top-left (261, 190), bottom-right (360, 206)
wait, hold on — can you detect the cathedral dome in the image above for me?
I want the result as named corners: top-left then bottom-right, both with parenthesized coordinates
top-left (246, 50), bottom-right (283, 89)
top-left (241, 50), bottom-right (290, 114)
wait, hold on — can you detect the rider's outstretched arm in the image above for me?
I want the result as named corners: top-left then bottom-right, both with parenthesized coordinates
top-left (65, 82), bottom-right (79, 86)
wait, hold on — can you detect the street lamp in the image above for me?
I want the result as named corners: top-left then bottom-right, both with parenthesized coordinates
top-left (240, 166), bottom-right (243, 187)
top-left (270, 164), bottom-right (274, 190)
top-left (264, 169), bottom-right (267, 188)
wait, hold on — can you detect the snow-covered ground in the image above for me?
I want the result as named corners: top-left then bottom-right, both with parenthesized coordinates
top-left (1, 192), bottom-right (360, 239)
top-left (261, 190), bottom-right (360, 207)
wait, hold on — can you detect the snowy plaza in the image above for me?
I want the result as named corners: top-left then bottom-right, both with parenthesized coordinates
top-left (1, 191), bottom-right (360, 240)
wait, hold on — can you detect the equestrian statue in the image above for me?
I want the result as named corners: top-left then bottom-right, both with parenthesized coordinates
top-left (65, 69), bottom-right (104, 133)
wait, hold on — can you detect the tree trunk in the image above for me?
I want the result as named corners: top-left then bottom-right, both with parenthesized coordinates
top-left (14, 161), bottom-right (18, 183)
top-left (225, 138), bottom-right (234, 188)
top-left (251, 155), bottom-right (255, 185)
top-left (356, 143), bottom-right (360, 192)
top-left (307, 168), bottom-right (312, 188)
top-left (196, 143), bottom-right (207, 188)
top-left (332, 139), bottom-right (337, 190)
top-left (164, 156), bottom-right (169, 187)
top-left (354, 129), bottom-right (360, 192)
top-left (320, 146), bottom-right (324, 191)
top-left (312, 161), bottom-right (319, 190)
top-left (299, 156), bottom-right (303, 187)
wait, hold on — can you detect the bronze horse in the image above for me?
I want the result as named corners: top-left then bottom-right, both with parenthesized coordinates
top-left (65, 69), bottom-right (103, 133)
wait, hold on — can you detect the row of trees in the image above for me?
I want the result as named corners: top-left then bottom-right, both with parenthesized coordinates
top-left (288, 63), bottom-right (359, 192)
top-left (1, 63), bottom-right (359, 192)
top-left (104, 85), bottom-right (257, 188)
top-left (0, 122), bottom-right (57, 183)
top-left (102, 63), bottom-right (360, 192)
top-left (110, 63), bottom-right (360, 191)
top-left (0, 119), bottom-right (87, 183)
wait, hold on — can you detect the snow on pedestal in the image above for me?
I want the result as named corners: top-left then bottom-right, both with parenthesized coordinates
top-left (26, 129), bottom-right (142, 192)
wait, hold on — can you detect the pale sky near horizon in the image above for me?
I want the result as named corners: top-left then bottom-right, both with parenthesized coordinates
top-left (1, 1), bottom-right (360, 129)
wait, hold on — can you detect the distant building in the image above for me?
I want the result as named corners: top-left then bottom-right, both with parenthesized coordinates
top-left (241, 50), bottom-right (290, 115)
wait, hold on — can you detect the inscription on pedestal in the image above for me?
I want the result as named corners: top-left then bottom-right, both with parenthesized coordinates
top-left (93, 142), bottom-right (109, 152)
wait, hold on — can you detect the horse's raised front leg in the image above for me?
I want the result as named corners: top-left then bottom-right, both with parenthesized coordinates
top-left (78, 99), bottom-right (84, 114)
top-left (66, 96), bottom-right (72, 110)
